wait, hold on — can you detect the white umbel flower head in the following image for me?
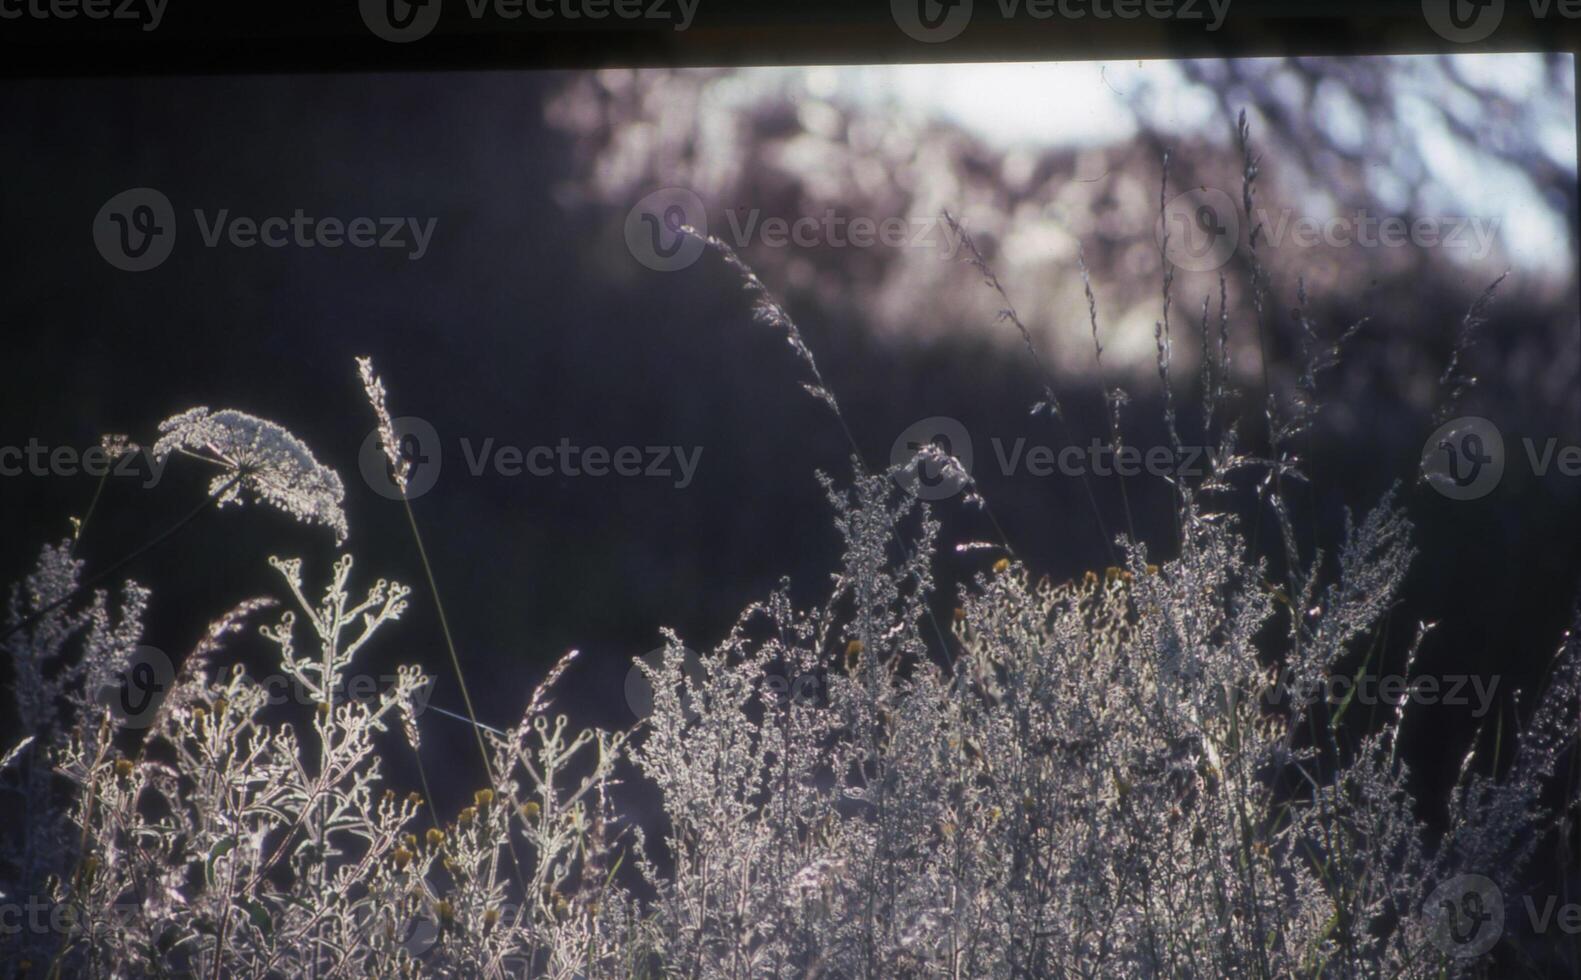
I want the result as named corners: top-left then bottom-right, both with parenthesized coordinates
top-left (153, 407), bottom-right (349, 543)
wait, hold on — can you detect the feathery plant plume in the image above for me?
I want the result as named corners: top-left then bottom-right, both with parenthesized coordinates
top-left (1433, 270), bottom-right (1510, 424)
top-left (1198, 273), bottom-right (1232, 447)
top-left (681, 224), bottom-right (978, 658)
top-left (358, 355), bottom-right (406, 494)
top-left (1236, 110), bottom-right (1279, 471)
top-left (1154, 154), bottom-right (1184, 462)
top-left (683, 223), bottom-right (986, 522)
top-left (523, 647), bottom-right (583, 720)
top-left (352, 357), bottom-right (493, 764)
top-left (945, 210), bottom-right (1116, 561)
top-left (0, 737), bottom-right (32, 774)
top-left (944, 211), bottom-right (1065, 423)
top-left (353, 355), bottom-right (537, 907)
top-left (1077, 242), bottom-right (1139, 542)
top-left (679, 225), bottom-right (858, 455)
top-left (144, 595), bottom-right (277, 737)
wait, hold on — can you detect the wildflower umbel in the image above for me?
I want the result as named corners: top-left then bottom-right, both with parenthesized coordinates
top-left (152, 406), bottom-right (349, 542)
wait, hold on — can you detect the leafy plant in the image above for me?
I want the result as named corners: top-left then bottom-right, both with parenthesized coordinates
top-left (2, 128), bottom-right (1576, 978)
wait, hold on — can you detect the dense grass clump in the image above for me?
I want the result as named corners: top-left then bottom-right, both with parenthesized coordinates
top-left (3, 129), bottom-right (1574, 977)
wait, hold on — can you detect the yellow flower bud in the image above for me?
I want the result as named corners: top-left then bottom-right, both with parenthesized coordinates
top-left (844, 640), bottom-right (864, 674)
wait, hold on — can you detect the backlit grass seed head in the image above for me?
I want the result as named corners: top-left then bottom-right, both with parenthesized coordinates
top-left (356, 356), bottom-right (406, 495)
